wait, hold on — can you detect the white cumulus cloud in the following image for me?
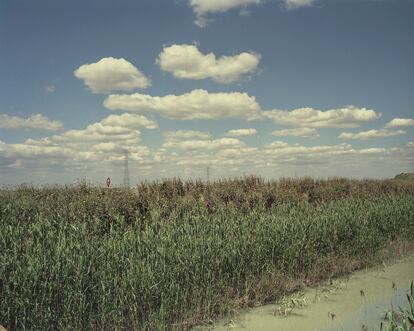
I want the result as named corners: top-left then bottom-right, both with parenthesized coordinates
top-left (338, 129), bottom-right (406, 140)
top-left (271, 127), bottom-right (319, 138)
top-left (157, 44), bottom-right (260, 83)
top-left (225, 128), bottom-right (257, 137)
top-left (104, 89), bottom-right (263, 121)
top-left (74, 57), bottom-right (151, 94)
top-left (264, 106), bottom-right (381, 128)
top-left (189, 0), bottom-right (261, 27)
top-left (0, 113), bottom-right (63, 131)
top-left (384, 118), bottom-right (414, 128)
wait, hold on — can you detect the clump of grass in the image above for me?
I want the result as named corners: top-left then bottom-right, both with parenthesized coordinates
top-left (0, 177), bottom-right (413, 330)
top-left (274, 291), bottom-right (307, 316)
top-left (384, 281), bottom-right (414, 331)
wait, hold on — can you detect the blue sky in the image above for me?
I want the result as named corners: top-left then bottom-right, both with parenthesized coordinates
top-left (0, 0), bottom-right (413, 185)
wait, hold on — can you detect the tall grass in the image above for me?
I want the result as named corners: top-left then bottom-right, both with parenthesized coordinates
top-left (1, 177), bottom-right (413, 330)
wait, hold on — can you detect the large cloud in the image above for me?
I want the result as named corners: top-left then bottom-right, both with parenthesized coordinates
top-left (271, 127), bottom-right (319, 138)
top-left (384, 118), bottom-right (414, 128)
top-left (189, 0), bottom-right (261, 27)
top-left (264, 106), bottom-right (381, 128)
top-left (74, 57), bottom-right (151, 94)
top-left (157, 44), bottom-right (260, 83)
top-left (104, 89), bottom-right (263, 120)
top-left (0, 113), bottom-right (63, 131)
top-left (338, 129), bottom-right (406, 140)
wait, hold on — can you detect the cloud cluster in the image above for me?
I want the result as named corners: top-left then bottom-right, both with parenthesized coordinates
top-left (157, 44), bottom-right (260, 83)
top-left (1, 113), bottom-right (157, 174)
top-left (338, 129), bottom-right (406, 140)
top-left (34, 113), bottom-right (156, 146)
top-left (271, 127), bottom-right (319, 138)
top-left (225, 128), bottom-right (257, 137)
top-left (264, 106), bottom-right (381, 128)
top-left (0, 113), bottom-right (63, 131)
top-left (104, 89), bottom-right (262, 120)
top-left (3, 127), bottom-right (414, 183)
top-left (158, 136), bottom-right (414, 181)
top-left (74, 57), bottom-right (151, 94)
top-left (189, 0), bottom-right (261, 27)
top-left (385, 118), bottom-right (414, 128)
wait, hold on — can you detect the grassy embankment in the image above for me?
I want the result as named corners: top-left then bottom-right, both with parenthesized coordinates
top-left (1, 177), bottom-right (414, 330)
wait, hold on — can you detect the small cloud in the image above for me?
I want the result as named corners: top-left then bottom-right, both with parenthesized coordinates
top-left (44, 85), bottom-right (56, 93)
top-left (163, 130), bottom-right (212, 140)
top-left (225, 128), bottom-right (257, 137)
top-left (239, 8), bottom-right (251, 16)
top-left (338, 129), bottom-right (406, 140)
top-left (284, 0), bottom-right (316, 10)
top-left (271, 127), bottom-right (319, 138)
top-left (188, 0), bottom-right (261, 27)
top-left (100, 113), bottom-right (158, 130)
top-left (163, 138), bottom-right (245, 151)
top-left (264, 106), bottom-right (381, 128)
top-left (384, 118), bottom-right (414, 128)
top-left (0, 113), bottom-right (63, 131)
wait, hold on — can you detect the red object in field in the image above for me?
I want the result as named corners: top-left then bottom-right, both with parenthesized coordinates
top-left (106, 177), bottom-right (111, 188)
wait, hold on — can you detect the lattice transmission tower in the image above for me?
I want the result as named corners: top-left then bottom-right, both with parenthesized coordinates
top-left (123, 149), bottom-right (130, 187)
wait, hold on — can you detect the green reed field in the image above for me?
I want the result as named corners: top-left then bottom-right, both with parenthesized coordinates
top-left (1, 177), bottom-right (414, 330)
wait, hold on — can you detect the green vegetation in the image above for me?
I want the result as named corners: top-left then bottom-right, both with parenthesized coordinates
top-left (395, 173), bottom-right (414, 181)
top-left (385, 281), bottom-right (414, 331)
top-left (1, 177), bottom-right (414, 330)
